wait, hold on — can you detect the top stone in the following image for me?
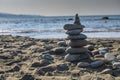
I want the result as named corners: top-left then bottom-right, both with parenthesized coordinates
top-left (74, 14), bottom-right (81, 25)
top-left (64, 14), bottom-right (85, 30)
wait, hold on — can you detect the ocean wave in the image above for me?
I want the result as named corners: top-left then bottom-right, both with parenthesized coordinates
top-left (0, 29), bottom-right (120, 34)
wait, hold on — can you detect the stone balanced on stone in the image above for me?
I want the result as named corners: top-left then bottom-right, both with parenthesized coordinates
top-left (64, 14), bottom-right (90, 62)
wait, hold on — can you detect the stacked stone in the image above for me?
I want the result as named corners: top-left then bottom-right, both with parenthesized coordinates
top-left (64, 14), bottom-right (90, 62)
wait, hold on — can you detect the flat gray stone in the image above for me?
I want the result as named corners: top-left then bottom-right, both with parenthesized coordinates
top-left (85, 45), bottom-right (94, 51)
top-left (98, 47), bottom-right (109, 55)
top-left (64, 24), bottom-right (84, 30)
top-left (66, 29), bottom-right (83, 35)
top-left (68, 40), bottom-right (88, 47)
top-left (77, 62), bottom-right (90, 68)
top-left (117, 55), bottom-right (120, 60)
top-left (57, 41), bottom-right (67, 47)
top-left (64, 53), bottom-right (90, 62)
top-left (112, 62), bottom-right (120, 68)
top-left (90, 60), bottom-right (104, 68)
top-left (104, 53), bottom-right (116, 62)
top-left (67, 34), bottom-right (87, 40)
top-left (66, 47), bottom-right (88, 54)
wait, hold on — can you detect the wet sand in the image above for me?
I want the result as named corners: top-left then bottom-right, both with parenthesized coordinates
top-left (0, 35), bottom-right (120, 80)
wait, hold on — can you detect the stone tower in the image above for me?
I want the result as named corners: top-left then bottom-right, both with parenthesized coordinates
top-left (64, 14), bottom-right (90, 62)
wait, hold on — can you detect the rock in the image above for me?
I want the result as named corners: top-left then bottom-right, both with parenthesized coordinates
top-left (67, 34), bottom-right (87, 40)
top-left (6, 65), bottom-right (20, 72)
top-left (54, 47), bottom-right (66, 54)
top-left (68, 40), bottom-right (88, 47)
top-left (102, 16), bottom-right (109, 20)
top-left (112, 62), bottom-right (120, 68)
top-left (104, 53), bottom-right (116, 62)
top-left (100, 69), bottom-right (112, 74)
top-left (99, 47), bottom-right (109, 55)
top-left (42, 54), bottom-right (53, 60)
top-left (92, 50), bottom-right (99, 55)
top-left (85, 45), bottom-right (94, 51)
top-left (20, 74), bottom-right (35, 80)
top-left (66, 29), bottom-right (83, 35)
top-left (77, 62), bottom-right (90, 68)
top-left (31, 60), bottom-right (51, 67)
top-left (56, 63), bottom-right (69, 71)
top-left (45, 72), bottom-right (53, 76)
top-left (90, 60), bottom-right (104, 68)
top-left (117, 55), bottom-right (120, 60)
top-left (37, 66), bottom-right (55, 75)
top-left (64, 53), bottom-right (90, 62)
top-left (64, 24), bottom-right (84, 30)
top-left (57, 41), bottom-right (67, 47)
top-left (66, 47), bottom-right (88, 54)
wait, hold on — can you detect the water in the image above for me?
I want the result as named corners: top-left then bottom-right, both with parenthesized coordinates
top-left (0, 15), bottom-right (120, 39)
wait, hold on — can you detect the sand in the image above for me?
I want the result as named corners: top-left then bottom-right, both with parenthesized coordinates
top-left (0, 35), bottom-right (120, 80)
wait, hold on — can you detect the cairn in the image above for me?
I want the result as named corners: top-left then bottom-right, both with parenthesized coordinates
top-left (64, 14), bottom-right (90, 62)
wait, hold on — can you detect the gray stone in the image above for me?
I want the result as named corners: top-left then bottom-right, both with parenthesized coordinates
top-left (20, 74), bottom-right (35, 80)
top-left (90, 60), bottom-right (104, 68)
top-left (56, 63), bottom-right (69, 71)
top-left (66, 47), bottom-right (88, 54)
top-left (99, 47), bottom-right (109, 55)
top-left (117, 55), bottom-right (120, 60)
top-left (100, 69), bottom-right (112, 74)
top-left (104, 53), bottom-right (116, 62)
top-left (57, 41), bottom-right (67, 47)
top-left (85, 45), bottom-right (94, 51)
top-left (66, 29), bottom-right (83, 35)
top-left (54, 47), bottom-right (66, 54)
top-left (64, 53), bottom-right (90, 62)
top-left (64, 24), bottom-right (84, 30)
top-left (42, 54), bottom-right (53, 60)
top-left (112, 62), bottom-right (120, 68)
top-left (67, 34), bottom-right (87, 40)
top-left (92, 50), bottom-right (99, 55)
top-left (77, 62), bottom-right (90, 68)
top-left (31, 60), bottom-right (51, 67)
top-left (68, 40), bottom-right (88, 47)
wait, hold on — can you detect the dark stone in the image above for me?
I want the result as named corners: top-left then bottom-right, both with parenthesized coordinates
top-left (90, 60), bottom-right (104, 68)
top-left (56, 63), bottom-right (69, 71)
top-left (69, 40), bottom-right (88, 47)
top-left (65, 53), bottom-right (90, 62)
top-left (67, 34), bottom-right (87, 40)
top-left (31, 60), bottom-right (51, 67)
top-left (66, 47), bottom-right (88, 54)
top-left (54, 47), bottom-right (65, 54)
top-left (20, 74), bottom-right (35, 80)
top-left (57, 41), bottom-right (67, 47)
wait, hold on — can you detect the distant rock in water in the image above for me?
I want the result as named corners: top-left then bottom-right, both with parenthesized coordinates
top-left (68, 18), bottom-right (73, 21)
top-left (102, 16), bottom-right (109, 20)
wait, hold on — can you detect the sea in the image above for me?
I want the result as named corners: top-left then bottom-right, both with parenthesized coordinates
top-left (0, 14), bottom-right (120, 39)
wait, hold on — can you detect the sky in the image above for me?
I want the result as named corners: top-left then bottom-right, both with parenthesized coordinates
top-left (0, 0), bottom-right (120, 16)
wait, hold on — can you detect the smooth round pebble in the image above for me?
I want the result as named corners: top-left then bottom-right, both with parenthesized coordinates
top-left (64, 24), bottom-right (84, 30)
top-left (42, 54), bottom-right (53, 60)
top-left (54, 47), bottom-right (66, 54)
top-left (77, 62), bottom-right (90, 68)
top-left (66, 29), bottom-right (83, 35)
top-left (66, 47), bottom-right (88, 54)
top-left (67, 34), bottom-right (87, 40)
top-left (117, 55), bottom-right (120, 60)
top-left (68, 40), bottom-right (88, 47)
top-left (64, 53), bottom-right (89, 62)
top-left (90, 60), bottom-right (104, 68)
top-left (104, 53), bottom-right (116, 62)
top-left (112, 62), bottom-right (120, 68)
top-left (85, 45), bottom-right (94, 51)
top-left (99, 47), bottom-right (109, 55)
top-left (57, 41), bottom-right (67, 47)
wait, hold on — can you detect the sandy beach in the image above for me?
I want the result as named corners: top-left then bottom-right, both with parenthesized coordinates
top-left (0, 35), bottom-right (120, 80)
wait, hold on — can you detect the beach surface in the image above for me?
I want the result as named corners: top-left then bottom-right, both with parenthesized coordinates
top-left (0, 35), bottom-right (120, 80)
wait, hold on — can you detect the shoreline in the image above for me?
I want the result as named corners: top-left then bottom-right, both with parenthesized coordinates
top-left (0, 35), bottom-right (120, 80)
